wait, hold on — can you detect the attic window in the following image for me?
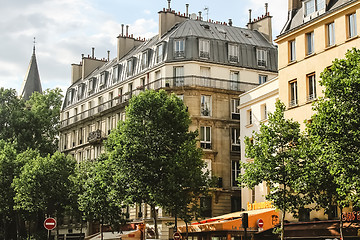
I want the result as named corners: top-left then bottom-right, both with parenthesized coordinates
top-left (201, 24), bottom-right (210, 30)
top-left (242, 31), bottom-right (251, 38)
top-left (216, 26), bottom-right (226, 34)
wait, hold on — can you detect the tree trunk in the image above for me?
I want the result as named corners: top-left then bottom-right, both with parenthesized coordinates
top-left (280, 209), bottom-right (285, 240)
top-left (339, 206), bottom-right (344, 240)
top-left (185, 222), bottom-right (189, 240)
top-left (100, 219), bottom-right (104, 240)
top-left (151, 205), bottom-right (159, 239)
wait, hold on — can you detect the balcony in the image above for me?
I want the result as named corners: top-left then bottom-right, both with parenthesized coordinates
top-left (60, 75), bottom-right (258, 129)
top-left (87, 129), bottom-right (103, 144)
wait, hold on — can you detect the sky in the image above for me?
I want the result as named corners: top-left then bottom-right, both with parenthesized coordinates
top-left (0, 0), bottom-right (288, 95)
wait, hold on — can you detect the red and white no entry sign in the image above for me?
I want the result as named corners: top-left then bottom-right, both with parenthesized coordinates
top-left (44, 217), bottom-right (57, 230)
top-left (173, 232), bottom-right (181, 240)
top-left (257, 218), bottom-right (264, 228)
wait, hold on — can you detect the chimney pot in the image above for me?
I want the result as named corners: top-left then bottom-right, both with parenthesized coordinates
top-left (121, 24), bottom-right (124, 36)
top-left (228, 19), bottom-right (233, 26)
top-left (249, 9), bottom-right (252, 23)
top-left (167, 0), bottom-right (171, 10)
top-left (107, 50), bottom-right (110, 61)
top-left (81, 54), bottom-right (84, 58)
top-left (265, 3), bottom-right (268, 15)
top-left (92, 47), bottom-right (95, 58)
top-left (126, 25), bottom-right (129, 37)
top-left (186, 3), bottom-right (189, 17)
top-left (198, 11), bottom-right (202, 20)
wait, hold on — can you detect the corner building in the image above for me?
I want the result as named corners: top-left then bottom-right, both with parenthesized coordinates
top-left (275, 0), bottom-right (360, 130)
top-left (59, 2), bottom-right (277, 238)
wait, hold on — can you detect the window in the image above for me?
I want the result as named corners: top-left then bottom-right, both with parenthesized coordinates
top-left (141, 51), bottom-right (148, 70)
top-left (155, 70), bottom-right (161, 89)
top-left (200, 196), bottom-right (212, 217)
top-left (261, 104), bottom-right (267, 120)
top-left (306, 31), bottom-right (314, 55)
top-left (326, 22), bottom-right (335, 47)
top-left (232, 161), bottom-right (241, 187)
top-left (200, 95), bottom-right (211, 116)
top-left (289, 80), bottom-right (298, 107)
top-left (247, 109), bottom-right (253, 125)
top-left (112, 65), bottom-right (120, 83)
top-left (257, 49), bottom-right (268, 67)
top-left (174, 66), bottom-right (184, 86)
top-left (307, 73), bottom-right (316, 101)
top-left (259, 75), bottom-right (267, 84)
top-left (199, 39), bottom-right (210, 58)
top-left (99, 72), bottom-right (107, 86)
top-left (88, 78), bottom-right (94, 92)
top-left (289, 40), bottom-right (296, 62)
top-left (230, 71), bottom-right (239, 90)
top-left (327, 205), bottom-right (338, 220)
top-left (128, 83), bottom-right (133, 99)
top-left (200, 126), bottom-right (211, 149)
top-left (174, 39), bottom-right (185, 58)
top-left (304, 0), bottom-right (325, 16)
top-left (231, 99), bottom-right (240, 120)
top-left (228, 44), bottom-right (239, 62)
top-left (231, 128), bottom-right (240, 152)
top-left (348, 13), bottom-right (357, 38)
top-left (200, 67), bottom-right (211, 87)
top-left (156, 44), bottom-right (164, 63)
top-left (126, 59), bottom-right (134, 77)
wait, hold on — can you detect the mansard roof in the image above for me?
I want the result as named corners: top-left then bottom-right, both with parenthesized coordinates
top-left (20, 46), bottom-right (42, 101)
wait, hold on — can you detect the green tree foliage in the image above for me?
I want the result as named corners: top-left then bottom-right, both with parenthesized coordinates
top-left (239, 101), bottom-right (309, 240)
top-left (12, 152), bottom-right (77, 236)
top-left (106, 90), bottom-right (210, 238)
top-left (306, 48), bottom-right (360, 239)
top-left (78, 155), bottom-right (127, 240)
top-left (0, 88), bottom-right (62, 155)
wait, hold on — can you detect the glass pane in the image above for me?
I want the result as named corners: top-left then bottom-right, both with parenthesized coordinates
top-left (200, 127), bottom-right (204, 141)
top-left (206, 127), bottom-right (211, 141)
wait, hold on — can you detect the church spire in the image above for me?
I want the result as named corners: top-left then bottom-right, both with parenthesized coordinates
top-left (20, 38), bottom-right (42, 101)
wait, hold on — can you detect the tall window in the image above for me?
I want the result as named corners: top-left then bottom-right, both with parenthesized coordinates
top-left (261, 104), bottom-right (267, 120)
top-left (231, 99), bottom-right (240, 120)
top-left (200, 126), bottom-right (211, 149)
top-left (348, 13), bottom-right (357, 38)
top-left (174, 66), bottom-right (184, 86)
top-left (231, 128), bottom-right (240, 152)
top-left (127, 59), bottom-right (134, 77)
top-left (230, 71), bottom-right (239, 90)
top-left (156, 44), bottom-right (164, 63)
top-left (307, 73), bottom-right (316, 101)
top-left (289, 40), bottom-right (296, 62)
top-left (257, 49), bottom-right (268, 67)
top-left (200, 67), bottom-right (210, 87)
top-left (155, 70), bottom-right (161, 89)
top-left (200, 95), bottom-right (211, 116)
top-left (112, 65), bottom-right (120, 83)
top-left (141, 51), bottom-right (148, 70)
top-left (199, 39), bottom-right (210, 58)
top-left (289, 80), bottom-right (298, 107)
top-left (228, 44), bottom-right (239, 62)
top-left (232, 161), bottom-right (241, 187)
top-left (327, 22), bottom-right (335, 47)
top-left (247, 109), bottom-right (253, 125)
top-left (200, 196), bottom-right (212, 217)
top-left (174, 39), bottom-right (185, 58)
top-left (306, 31), bottom-right (314, 55)
top-left (259, 75), bottom-right (267, 84)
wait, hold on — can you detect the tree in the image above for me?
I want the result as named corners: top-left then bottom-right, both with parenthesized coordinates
top-left (306, 48), bottom-right (360, 239)
top-left (0, 88), bottom-right (62, 155)
top-left (106, 90), bottom-right (210, 238)
top-left (239, 101), bottom-right (309, 240)
top-left (78, 155), bottom-right (127, 240)
top-left (13, 152), bottom-right (77, 237)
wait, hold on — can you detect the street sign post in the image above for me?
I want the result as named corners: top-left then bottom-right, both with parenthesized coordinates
top-left (44, 217), bottom-right (57, 230)
top-left (173, 232), bottom-right (181, 240)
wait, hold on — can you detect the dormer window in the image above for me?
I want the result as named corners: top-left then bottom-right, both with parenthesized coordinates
top-left (156, 43), bottom-right (164, 64)
top-left (199, 39), bottom-right (210, 59)
top-left (256, 49), bottom-right (268, 67)
top-left (304, 0), bottom-right (325, 17)
top-left (99, 72), bottom-right (107, 87)
top-left (112, 65), bottom-right (121, 83)
top-left (141, 51), bottom-right (149, 69)
top-left (127, 58), bottom-right (135, 77)
top-left (228, 44), bottom-right (239, 62)
top-left (88, 78), bottom-right (94, 92)
top-left (174, 39), bottom-right (185, 58)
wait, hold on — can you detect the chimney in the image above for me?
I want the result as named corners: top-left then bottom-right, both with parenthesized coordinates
top-left (121, 24), bottom-right (124, 36)
top-left (92, 47), bottom-right (95, 58)
top-left (198, 11), bottom-right (202, 21)
top-left (158, 5), bottom-right (187, 37)
top-left (248, 9), bottom-right (252, 24)
top-left (186, 4), bottom-right (189, 17)
top-left (126, 25), bottom-right (129, 37)
top-left (107, 50), bottom-right (110, 61)
top-left (288, 0), bottom-right (301, 11)
top-left (228, 19), bottom-right (233, 26)
top-left (265, 3), bottom-right (268, 15)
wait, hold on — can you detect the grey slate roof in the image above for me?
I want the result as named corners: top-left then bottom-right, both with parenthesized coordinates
top-left (279, 0), bottom-right (356, 36)
top-left (20, 46), bottom-right (42, 101)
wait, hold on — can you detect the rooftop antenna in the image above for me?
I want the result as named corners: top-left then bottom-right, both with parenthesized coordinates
top-left (204, 6), bottom-right (209, 21)
top-left (33, 37), bottom-right (36, 54)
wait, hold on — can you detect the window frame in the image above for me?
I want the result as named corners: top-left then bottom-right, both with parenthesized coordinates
top-left (289, 80), bottom-right (298, 107)
top-left (156, 43), bottom-right (164, 64)
top-left (289, 40), bottom-right (296, 62)
top-left (228, 43), bottom-right (239, 62)
top-left (247, 109), bottom-right (253, 125)
top-left (348, 13), bottom-right (357, 38)
top-left (306, 31), bottom-right (314, 55)
top-left (259, 75), bottom-right (268, 84)
top-left (200, 126), bottom-right (211, 149)
top-left (231, 99), bottom-right (240, 120)
top-left (199, 39), bottom-right (210, 59)
top-left (256, 49), bottom-right (268, 67)
top-left (326, 22), bottom-right (335, 47)
top-left (307, 73), bottom-right (316, 101)
top-left (174, 66), bottom-right (184, 87)
top-left (231, 160), bottom-right (241, 187)
top-left (200, 95), bottom-right (212, 117)
top-left (174, 39), bottom-right (185, 58)
top-left (231, 128), bottom-right (240, 152)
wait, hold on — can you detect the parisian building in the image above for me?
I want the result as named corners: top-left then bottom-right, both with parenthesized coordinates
top-left (59, 2), bottom-right (278, 238)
